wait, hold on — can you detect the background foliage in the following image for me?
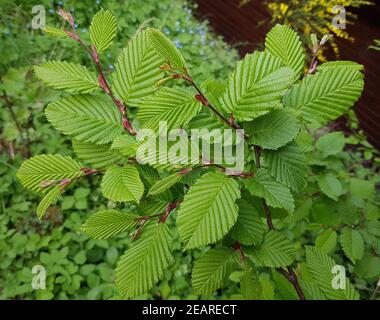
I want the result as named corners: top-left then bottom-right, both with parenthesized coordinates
top-left (240, 0), bottom-right (373, 60)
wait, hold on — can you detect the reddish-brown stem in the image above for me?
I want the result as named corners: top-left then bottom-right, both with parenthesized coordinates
top-left (162, 66), bottom-right (250, 141)
top-left (185, 76), bottom-right (238, 129)
top-left (132, 200), bottom-right (181, 239)
top-left (254, 145), bottom-right (261, 167)
top-left (159, 200), bottom-right (181, 223)
top-left (63, 21), bottom-right (136, 136)
top-left (178, 167), bottom-right (193, 175)
top-left (308, 43), bottom-right (321, 74)
top-left (161, 65), bottom-right (237, 130)
top-left (253, 145), bottom-right (305, 300)
top-left (277, 267), bottom-right (306, 300)
top-left (199, 163), bottom-right (254, 178)
top-left (135, 200), bottom-right (182, 234)
top-left (40, 167), bottom-right (99, 189)
top-left (262, 199), bottom-right (274, 230)
top-left (308, 53), bottom-right (318, 74)
top-left (233, 241), bottom-right (245, 262)
top-left (132, 217), bottom-right (149, 241)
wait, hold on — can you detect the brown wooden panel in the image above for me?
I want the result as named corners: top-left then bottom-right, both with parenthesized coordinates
top-left (194, 0), bottom-right (380, 149)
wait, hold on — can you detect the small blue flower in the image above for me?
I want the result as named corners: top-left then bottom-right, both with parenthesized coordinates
top-left (173, 39), bottom-right (182, 49)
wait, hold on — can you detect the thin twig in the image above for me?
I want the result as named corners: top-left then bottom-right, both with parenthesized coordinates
top-left (254, 145), bottom-right (306, 300)
top-left (1, 90), bottom-right (26, 143)
top-left (262, 199), bottom-right (274, 230)
top-left (62, 14), bottom-right (136, 136)
top-left (370, 283), bottom-right (380, 300)
top-left (277, 267), bottom-right (306, 300)
top-left (185, 76), bottom-right (234, 128)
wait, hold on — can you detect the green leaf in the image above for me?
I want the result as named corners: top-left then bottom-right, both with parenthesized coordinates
top-left (317, 174), bottom-right (343, 201)
top-left (246, 110), bottom-right (300, 150)
top-left (90, 9), bottom-right (117, 53)
top-left (192, 247), bottom-right (237, 295)
top-left (72, 140), bottom-right (128, 169)
top-left (34, 61), bottom-right (98, 93)
top-left (148, 172), bottom-right (183, 196)
top-left (366, 221), bottom-right (380, 237)
top-left (188, 79), bottom-right (228, 130)
top-left (202, 79), bottom-right (228, 116)
top-left (284, 67), bottom-right (364, 126)
top-left (111, 134), bottom-right (138, 157)
top-left (17, 154), bottom-right (83, 193)
top-left (354, 254), bottom-right (380, 279)
top-left (101, 165), bottom-right (144, 203)
top-left (247, 231), bottom-right (296, 267)
top-left (36, 186), bottom-right (61, 219)
top-left (265, 24), bottom-right (305, 76)
top-left (305, 246), bottom-right (360, 300)
top-left (112, 29), bottom-right (163, 106)
top-left (45, 94), bottom-right (123, 144)
top-left (300, 278), bottom-right (327, 300)
top-left (115, 223), bottom-right (172, 298)
top-left (349, 178), bottom-right (374, 200)
top-left (316, 131), bottom-right (345, 158)
top-left (81, 210), bottom-right (139, 239)
top-left (240, 271), bottom-right (262, 299)
top-left (221, 51), bottom-right (295, 121)
top-left (229, 197), bottom-right (265, 245)
top-left (284, 198), bottom-right (312, 224)
top-left (244, 169), bottom-right (295, 212)
top-left (137, 198), bottom-right (167, 217)
top-left (138, 87), bottom-right (201, 132)
top-left (317, 61), bottom-right (364, 72)
top-left (339, 227), bottom-right (364, 263)
top-left (148, 28), bottom-right (187, 72)
top-left (188, 110), bottom-right (226, 133)
top-left (263, 142), bottom-right (308, 192)
top-left (272, 270), bottom-right (298, 300)
top-left (315, 229), bottom-right (337, 254)
top-left (43, 26), bottom-right (68, 38)
top-left (312, 201), bottom-right (342, 226)
top-left (177, 172), bottom-right (241, 249)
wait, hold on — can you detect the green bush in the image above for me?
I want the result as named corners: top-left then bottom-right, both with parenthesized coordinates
top-left (0, 0), bottom-right (239, 300)
top-left (16, 0), bottom-right (380, 300)
top-left (2, 1), bottom-right (379, 301)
